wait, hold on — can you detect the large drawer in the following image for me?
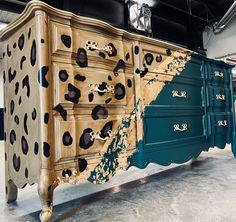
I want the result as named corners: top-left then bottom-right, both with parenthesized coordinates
top-left (54, 114), bottom-right (136, 162)
top-left (53, 63), bottom-right (135, 108)
top-left (50, 21), bottom-right (133, 66)
top-left (142, 74), bottom-right (203, 107)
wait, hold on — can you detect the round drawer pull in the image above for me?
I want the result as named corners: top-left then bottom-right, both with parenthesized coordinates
top-left (214, 71), bottom-right (224, 78)
top-left (216, 94), bottom-right (225, 100)
top-left (88, 83), bottom-right (114, 93)
top-left (218, 120), bottom-right (227, 126)
top-left (172, 90), bottom-right (187, 98)
top-left (173, 123), bottom-right (188, 132)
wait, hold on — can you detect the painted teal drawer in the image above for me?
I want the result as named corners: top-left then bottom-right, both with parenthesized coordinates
top-left (143, 108), bottom-right (205, 146)
top-left (205, 63), bottom-right (229, 84)
top-left (150, 79), bottom-right (203, 107)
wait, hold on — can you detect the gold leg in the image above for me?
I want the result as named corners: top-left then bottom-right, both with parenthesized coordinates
top-left (6, 179), bottom-right (18, 203)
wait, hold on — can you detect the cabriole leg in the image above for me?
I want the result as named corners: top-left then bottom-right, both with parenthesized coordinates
top-left (6, 179), bottom-right (18, 203)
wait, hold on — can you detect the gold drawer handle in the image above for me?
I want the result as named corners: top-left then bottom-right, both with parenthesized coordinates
top-left (86, 40), bottom-right (112, 54)
top-left (172, 90), bottom-right (187, 98)
top-left (88, 83), bottom-right (114, 93)
top-left (173, 123), bottom-right (188, 132)
top-left (216, 94), bottom-right (225, 100)
top-left (218, 120), bottom-right (227, 126)
top-left (90, 130), bottom-right (114, 141)
top-left (214, 71), bottom-right (224, 78)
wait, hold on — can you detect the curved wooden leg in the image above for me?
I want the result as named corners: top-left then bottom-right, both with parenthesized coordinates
top-left (6, 179), bottom-right (18, 203)
top-left (38, 170), bottom-right (54, 222)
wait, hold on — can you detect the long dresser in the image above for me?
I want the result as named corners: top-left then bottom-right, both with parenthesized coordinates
top-left (0, 1), bottom-right (235, 221)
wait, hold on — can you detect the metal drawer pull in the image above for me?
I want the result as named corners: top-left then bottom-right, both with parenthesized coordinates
top-left (90, 130), bottom-right (113, 141)
top-left (86, 41), bottom-right (112, 54)
top-left (88, 83), bottom-right (114, 93)
top-left (172, 90), bottom-right (187, 98)
top-left (216, 94), bottom-right (225, 100)
top-left (214, 71), bottom-right (224, 78)
top-left (218, 120), bottom-right (227, 126)
top-left (173, 123), bottom-right (188, 132)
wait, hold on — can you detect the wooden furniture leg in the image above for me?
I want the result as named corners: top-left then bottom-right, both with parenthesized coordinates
top-left (6, 179), bottom-right (18, 203)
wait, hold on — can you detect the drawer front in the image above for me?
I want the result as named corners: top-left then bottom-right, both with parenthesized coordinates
top-left (206, 63), bottom-right (229, 84)
top-left (143, 109), bottom-right (205, 146)
top-left (54, 114), bottom-right (136, 162)
top-left (50, 22), bottom-right (133, 65)
top-left (207, 86), bottom-right (231, 110)
top-left (53, 63), bottom-right (129, 108)
top-left (142, 74), bottom-right (203, 107)
top-left (213, 113), bottom-right (233, 135)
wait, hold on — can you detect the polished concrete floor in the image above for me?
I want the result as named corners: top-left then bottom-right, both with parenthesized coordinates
top-left (1, 141), bottom-right (236, 222)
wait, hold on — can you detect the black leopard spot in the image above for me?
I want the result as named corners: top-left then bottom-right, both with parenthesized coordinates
top-left (105, 98), bottom-right (112, 104)
top-left (15, 82), bottom-right (19, 95)
top-left (99, 52), bottom-right (106, 59)
top-left (75, 73), bottom-right (86, 82)
top-left (62, 169), bottom-right (72, 177)
top-left (97, 82), bottom-right (108, 96)
top-left (144, 53), bottom-right (154, 65)
top-left (64, 83), bottom-right (81, 103)
top-left (3, 52), bottom-right (5, 58)
top-left (30, 40), bottom-right (36, 66)
top-left (18, 34), bottom-right (25, 50)
top-left (22, 75), bottom-right (30, 97)
top-left (107, 43), bottom-right (117, 57)
top-left (48, 185), bottom-right (52, 191)
top-left (7, 45), bottom-right (11, 57)
top-left (14, 115), bottom-right (19, 125)
top-left (8, 67), bottom-right (16, 83)
top-left (24, 113), bottom-right (28, 135)
top-left (100, 121), bottom-right (113, 139)
top-left (19, 96), bottom-right (22, 105)
top-left (61, 34), bottom-right (71, 48)
top-left (4, 132), bottom-right (6, 141)
top-left (79, 128), bottom-right (94, 149)
top-left (28, 28), bottom-right (31, 40)
top-left (62, 131), bottom-right (73, 146)
top-left (21, 183), bottom-right (27, 188)
top-left (5, 152), bottom-right (7, 161)
top-left (125, 52), bottom-right (130, 61)
top-left (127, 79), bottom-right (132, 88)
top-left (25, 168), bottom-right (28, 178)
top-left (76, 48), bottom-right (88, 67)
top-left (44, 113), bottom-right (49, 124)
top-left (59, 70), bottom-right (69, 82)
top-left (34, 142), bottom-right (39, 155)
top-left (136, 66), bottom-right (148, 78)
top-left (13, 154), bottom-right (20, 172)
top-left (3, 71), bottom-right (6, 83)
top-left (10, 100), bottom-right (14, 115)
top-left (134, 46), bottom-right (139, 55)
top-left (43, 142), bottom-right (50, 157)
top-left (9, 130), bottom-right (16, 145)
top-left (38, 66), bottom-right (49, 88)
top-left (166, 49), bottom-right (172, 56)
top-left (108, 75), bottom-right (112, 81)
top-left (13, 43), bottom-right (16, 48)
top-left (114, 83), bottom-right (126, 100)
top-left (113, 59), bottom-right (125, 76)
top-left (20, 56), bottom-right (26, 70)
top-left (21, 136), bottom-right (29, 155)
top-left (156, 55), bottom-right (163, 62)
top-left (78, 158), bottom-right (88, 172)
top-left (32, 108), bottom-right (37, 120)
top-left (88, 93), bottom-right (94, 102)
top-left (41, 39), bottom-right (45, 43)
top-left (53, 104), bottom-right (67, 121)
top-left (91, 105), bottom-right (108, 120)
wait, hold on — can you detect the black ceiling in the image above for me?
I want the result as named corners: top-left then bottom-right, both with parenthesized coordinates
top-left (0, 0), bottom-right (234, 53)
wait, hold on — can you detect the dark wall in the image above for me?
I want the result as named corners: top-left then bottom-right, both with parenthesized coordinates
top-left (0, 108), bottom-right (4, 140)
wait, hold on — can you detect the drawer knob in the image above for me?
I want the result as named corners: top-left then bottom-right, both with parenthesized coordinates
top-left (218, 120), bottom-right (227, 126)
top-left (214, 71), bottom-right (224, 78)
top-left (86, 41), bottom-right (114, 56)
top-left (173, 123), bottom-right (188, 132)
top-left (88, 83), bottom-right (114, 93)
top-left (90, 130), bottom-right (113, 141)
top-left (216, 94), bottom-right (225, 100)
top-left (172, 90), bottom-right (187, 98)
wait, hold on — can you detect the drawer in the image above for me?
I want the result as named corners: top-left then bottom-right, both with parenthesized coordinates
top-left (142, 74), bottom-right (203, 107)
top-left (50, 22), bottom-right (133, 66)
top-left (143, 108), bottom-right (205, 146)
top-left (207, 86), bottom-right (231, 110)
top-left (54, 114), bottom-right (136, 162)
top-left (53, 63), bottom-right (130, 108)
top-left (206, 63), bottom-right (229, 84)
top-left (139, 43), bottom-right (202, 79)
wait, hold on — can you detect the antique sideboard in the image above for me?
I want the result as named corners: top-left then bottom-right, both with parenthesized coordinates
top-left (0, 1), bottom-right (235, 221)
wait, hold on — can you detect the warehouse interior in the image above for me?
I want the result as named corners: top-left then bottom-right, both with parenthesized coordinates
top-left (0, 0), bottom-right (236, 222)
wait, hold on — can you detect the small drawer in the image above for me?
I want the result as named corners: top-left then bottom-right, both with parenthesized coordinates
top-left (54, 114), bottom-right (136, 162)
top-left (53, 63), bottom-right (128, 108)
top-left (206, 63), bottom-right (229, 84)
top-left (142, 74), bottom-right (203, 107)
top-left (213, 113), bottom-right (233, 135)
top-left (143, 111), bottom-right (204, 145)
top-left (50, 22), bottom-right (133, 65)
